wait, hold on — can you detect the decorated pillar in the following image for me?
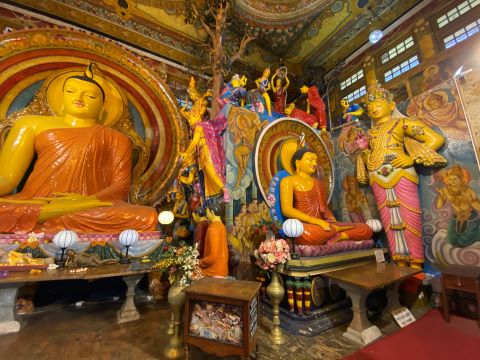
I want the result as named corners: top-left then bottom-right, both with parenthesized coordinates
top-left (363, 55), bottom-right (377, 85)
top-left (414, 18), bottom-right (436, 61)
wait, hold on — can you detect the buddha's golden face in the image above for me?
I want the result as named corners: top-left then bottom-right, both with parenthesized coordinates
top-left (296, 152), bottom-right (317, 175)
top-left (63, 78), bottom-right (103, 119)
top-left (366, 99), bottom-right (393, 121)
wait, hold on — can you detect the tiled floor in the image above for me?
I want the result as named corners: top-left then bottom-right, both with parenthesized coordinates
top-left (0, 296), bottom-right (427, 360)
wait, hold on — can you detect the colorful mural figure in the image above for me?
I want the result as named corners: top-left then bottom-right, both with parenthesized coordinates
top-left (280, 148), bottom-right (373, 246)
top-left (271, 68), bottom-right (290, 114)
top-left (284, 102), bottom-right (319, 128)
top-left (435, 166), bottom-right (480, 248)
top-left (340, 175), bottom-right (374, 224)
top-left (0, 65), bottom-right (158, 233)
top-left (180, 77), bottom-right (228, 201)
top-left (407, 85), bottom-right (467, 140)
top-left (358, 81), bottom-right (447, 267)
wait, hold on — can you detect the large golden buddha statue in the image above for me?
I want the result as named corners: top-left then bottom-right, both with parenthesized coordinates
top-left (0, 65), bottom-right (157, 233)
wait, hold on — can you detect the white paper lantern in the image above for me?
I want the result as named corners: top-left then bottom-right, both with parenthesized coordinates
top-left (158, 211), bottom-right (174, 225)
top-left (119, 229), bottom-right (139, 247)
top-left (366, 219), bottom-right (383, 233)
top-left (52, 230), bottom-right (78, 249)
top-left (282, 219), bottom-right (304, 238)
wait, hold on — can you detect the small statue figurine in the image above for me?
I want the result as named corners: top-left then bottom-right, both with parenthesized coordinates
top-left (271, 67), bottom-right (290, 114)
top-left (255, 67), bottom-right (272, 116)
top-left (340, 99), bottom-right (364, 125)
top-left (192, 207), bottom-right (209, 258)
top-left (358, 81), bottom-right (446, 268)
top-left (65, 249), bottom-right (118, 268)
top-left (300, 85), bottom-right (327, 131)
top-left (219, 74), bottom-right (247, 108)
top-left (199, 204), bottom-right (229, 277)
top-left (284, 103), bottom-right (319, 128)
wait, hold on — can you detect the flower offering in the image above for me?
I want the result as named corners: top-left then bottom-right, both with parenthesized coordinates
top-left (254, 237), bottom-right (291, 270)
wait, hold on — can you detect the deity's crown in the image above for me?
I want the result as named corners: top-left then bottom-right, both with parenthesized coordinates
top-left (188, 76), bottom-right (200, 98)
top-left (364, 80), bottom-right (393, 104)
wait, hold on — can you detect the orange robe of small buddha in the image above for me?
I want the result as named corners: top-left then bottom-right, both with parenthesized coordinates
top-left (0, 125), bottom-right (157, 233)
top-left (199, 220), bottom-right (228, 277)
top-left (294, 179), bottom-right (372, 245)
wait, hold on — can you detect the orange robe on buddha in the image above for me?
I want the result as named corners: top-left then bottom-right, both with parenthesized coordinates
top-left (199, 220), bottom-right (228, 277)
top-left (0, 125), bottom-right (157, 233)
top-left (294, 179), bottom-right (372, 245)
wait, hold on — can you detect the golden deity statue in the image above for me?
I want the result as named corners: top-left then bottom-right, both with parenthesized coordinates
top-left (180, 77), bottom-right (227, 200)
top-left (0, 64), bottom-right (157, 233)
top-left (358, 81), bottom-right (446, 267)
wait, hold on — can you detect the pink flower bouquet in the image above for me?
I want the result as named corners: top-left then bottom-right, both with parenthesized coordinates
top-left (254, 238), bottom-right (291, 270)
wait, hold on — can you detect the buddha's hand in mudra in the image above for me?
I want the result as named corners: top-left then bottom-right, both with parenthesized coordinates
top-left (391, 153), bottom-right (414, 168)
top-left (313, 219), bottom-right (331, 231)
top-left (36, 193), bottom-right (113, 223)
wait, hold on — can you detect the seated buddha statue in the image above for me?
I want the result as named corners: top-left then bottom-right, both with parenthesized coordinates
top-left (280, 148), bottom-right (373, 245)
top-left (0, 65), bottom-right (157, 233)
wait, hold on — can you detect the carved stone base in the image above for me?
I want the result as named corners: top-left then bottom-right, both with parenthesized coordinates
top-left (0, 283), bottom-right (24, 335)
top-left (117, 275), bottom-right (143, 324)
top-left (343, 325), bottom-right (382, 346)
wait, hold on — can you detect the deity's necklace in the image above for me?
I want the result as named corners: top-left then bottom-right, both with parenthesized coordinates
top-left (367, 118), bottom-right (401, 171)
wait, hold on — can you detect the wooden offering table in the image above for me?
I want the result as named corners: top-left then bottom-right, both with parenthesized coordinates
top-left (183, 277), bottom-right (261, 360)
top-left (0, 263), bottom-right (152, 335)
top-left (325, 262), bottom-right (421, 346)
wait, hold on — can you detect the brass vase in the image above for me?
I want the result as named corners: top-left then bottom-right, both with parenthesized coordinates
top-left (164, 285), bottom-right (186, 359)
top-left (266, 267), bottom-right (286, 345)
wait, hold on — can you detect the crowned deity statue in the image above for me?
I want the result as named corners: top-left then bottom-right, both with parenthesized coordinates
top-left (180, 77), bottom-right (228, 201)
top-left (0, 64), bottom-right (158, 233)
top-left (358, 81), bottom-right (447, 267)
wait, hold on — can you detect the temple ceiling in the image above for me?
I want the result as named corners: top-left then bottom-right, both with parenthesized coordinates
top-left (5, 0), bottom-right (421, 74)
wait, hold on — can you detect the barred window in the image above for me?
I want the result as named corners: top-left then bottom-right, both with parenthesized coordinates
top-left (344, 85), bottom-right (366, 103)
top-left (437, 0), bottom-right (480, 28)
top-left (340, 69), bottom-right (364, 90)
top-left (384, 55), bottom-right (420, 82)
top-left (381, 36), bottom-right (415, 64)
top-left (443, 18), bottom-right (480, 48)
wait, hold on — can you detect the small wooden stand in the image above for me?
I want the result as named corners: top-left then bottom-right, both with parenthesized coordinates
top-left (440, 265), bottom-right (480, 327)
top-left (183, 277), bottom-right (260, 360)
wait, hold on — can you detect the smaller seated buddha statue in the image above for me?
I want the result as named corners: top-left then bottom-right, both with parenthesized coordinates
top-left (255, 67), bottom-right (272, 116)
top-left (280, 148), bottom-right (373, 245)
top-left (199, 204), bottom-right (228, 277)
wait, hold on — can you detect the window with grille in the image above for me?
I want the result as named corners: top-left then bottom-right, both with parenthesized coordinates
top-left (443, 18), bottom-right (480, 48)
top-left (384, 55), bottom-right (420, 82)
top-left (381, 36), bottom-right (415, 64)
top-left (437, 0), bottom-right (480, 28)
top-left (340, 69), bottom-right (364, 90)
top-left (344, 85), bottom-right (366, 103)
